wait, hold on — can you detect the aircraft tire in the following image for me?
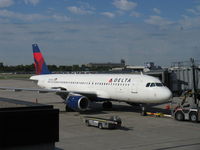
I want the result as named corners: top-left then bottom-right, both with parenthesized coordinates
top-left (98, 123), bottom-right (103, 129)
top-left (141, 111), bottom-right (147, 116)
top-left (189, 112), bottom-right (198, 122)
top-left (175, 111), bottom-right (184, 121)
top-left (85, 120), bottom-right (90, 126)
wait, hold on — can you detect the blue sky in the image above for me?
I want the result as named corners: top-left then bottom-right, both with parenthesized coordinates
top-left (0, 0), bottom-right (200, 66)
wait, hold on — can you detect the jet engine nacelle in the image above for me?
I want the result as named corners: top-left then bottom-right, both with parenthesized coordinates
top-left (65, 95), bottom-right (89, 111)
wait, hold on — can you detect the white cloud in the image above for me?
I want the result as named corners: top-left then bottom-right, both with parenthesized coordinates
top-left (182, 5), bottom-right (200, 28)
top-left (0, 9), bottom-right (70, 22)
top-left (77, 2), bottom-right (95, 11)
top-left (153, 8), bottom-right (161, 14)
top-left (145, 15), bottom-right (173, 26)
top-left (52, 14), bottom-right (71, 22)
top-left (67, 6), bottom-right (93, 15)
top-left (187, 8), bottom-right (197, 15)
top-left (130, 11), bottom-right (141, 18)
top-left (0, 21), bottom-right (199, 66)
top-left (196, 5), bottom-right (200, 11)
top-left (179, 15), bottom-right (200, 28)
top-left (0, 9), bottom-right (45, 21)
top-left (112, 0), bottom-right (137, 11)
top-left (101, 12), bottom-right (115, 18)
top-left (186, 5), bottom-right (200, 15)
top-left (24, 0), bottom-right (40, 6)
top-left (0, 0), bottom-right (13, 8)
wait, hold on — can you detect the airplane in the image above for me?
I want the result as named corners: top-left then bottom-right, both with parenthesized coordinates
top-left (0, 44), bottom-right (172, 115)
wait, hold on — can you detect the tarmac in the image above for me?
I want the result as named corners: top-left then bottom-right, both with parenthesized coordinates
top-left (0, 79), bottom-right (200, 150)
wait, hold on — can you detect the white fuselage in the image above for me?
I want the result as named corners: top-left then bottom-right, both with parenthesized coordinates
top-left (30, 74), bottom-right (172, 104)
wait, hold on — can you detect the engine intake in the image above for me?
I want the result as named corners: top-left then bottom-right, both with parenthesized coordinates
top-left (65, 95), bottom-right (89, 111)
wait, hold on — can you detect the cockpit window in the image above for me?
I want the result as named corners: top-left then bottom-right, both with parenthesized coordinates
top-left (156, 83), bottom-right (164, 87)
top-left (146, 82), bottom-right (164, 87)
top-left (146, 83), bottom-right (150, 87)
top-left (150, 83), bottom-right (155, 87)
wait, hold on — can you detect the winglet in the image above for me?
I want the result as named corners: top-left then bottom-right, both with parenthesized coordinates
top-left (32, 44), bottom-right (51, 75)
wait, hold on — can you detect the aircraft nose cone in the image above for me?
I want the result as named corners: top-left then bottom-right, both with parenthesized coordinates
top-left (154, 87), bottom-right (172, 103)
top-left (162, 88), bottom-right (172, 101)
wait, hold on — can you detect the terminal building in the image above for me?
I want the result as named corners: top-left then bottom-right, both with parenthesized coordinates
top-left (86, 59), bottom-right (126, 68)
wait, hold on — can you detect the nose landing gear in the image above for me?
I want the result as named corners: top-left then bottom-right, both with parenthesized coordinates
top-left (140, 104), bottom-right (147, 116)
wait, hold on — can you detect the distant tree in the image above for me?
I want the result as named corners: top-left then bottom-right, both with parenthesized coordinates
top-left (72, 65), bottom-right (80, 71)
top-left (0, 62), bottom-right (4, 72)
top-left (58, 65), bottom-right (66, 71)
top-left (24, 64), bottom-right (34, 73)
top-left (48, 65), bottom-right (58, 71)
top-left (81, 64), bottom-right (90, 71)
top-left (58, 65), bottom-right (73, 71)
top-left (65, 66), bottom-right (72, 71)
top-left (0, 62), bottom-right (114, 73)
top-left (0, 62), bottom-right (3, 67)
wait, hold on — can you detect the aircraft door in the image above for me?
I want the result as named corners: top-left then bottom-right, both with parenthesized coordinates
top-left (130, 83), bottom-right (138, 94)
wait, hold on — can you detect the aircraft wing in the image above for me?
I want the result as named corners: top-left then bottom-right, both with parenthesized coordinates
top-left (0, 87), bottom-right (98, 99)
top-left (0, 87), bottom-right (68, 93)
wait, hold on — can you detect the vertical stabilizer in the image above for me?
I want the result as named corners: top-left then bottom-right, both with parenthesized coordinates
top-left (32, 44), bottom-right (51, 75)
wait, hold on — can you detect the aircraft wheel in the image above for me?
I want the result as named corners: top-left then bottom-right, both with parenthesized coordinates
top-left (98, 123), bottom-right (103, 129)
top-left (175, 111), bottom-right (184, 121)
top-left (190, 112), bottom-right (198, 122)
top-left (141, 110), bottom-right (147, 116)
top-left (85, 120), bottom-right (90, 126)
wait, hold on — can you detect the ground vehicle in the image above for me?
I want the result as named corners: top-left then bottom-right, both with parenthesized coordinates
top-left (173, 91), bottom-right (200, 122)
top-left (174, 106), bottom-right (200, 122)
top-left (83, 116), bottom-right (122, 129)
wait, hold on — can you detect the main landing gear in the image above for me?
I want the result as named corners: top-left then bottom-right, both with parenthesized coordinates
top-left (102, 101), bottom-right (113, 110)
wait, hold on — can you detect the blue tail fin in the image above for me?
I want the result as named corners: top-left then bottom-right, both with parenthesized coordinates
top-left (32, 44), bottom-right (51, 75)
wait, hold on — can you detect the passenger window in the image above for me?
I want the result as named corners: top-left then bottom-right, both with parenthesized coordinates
top-left (150, 83), bottom-right (155, 87)
top-left (146, 83), bottom-right (150, 87)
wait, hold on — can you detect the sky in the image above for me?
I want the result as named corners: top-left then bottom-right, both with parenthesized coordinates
top-left (0, 0), bottom-right (200, 66)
